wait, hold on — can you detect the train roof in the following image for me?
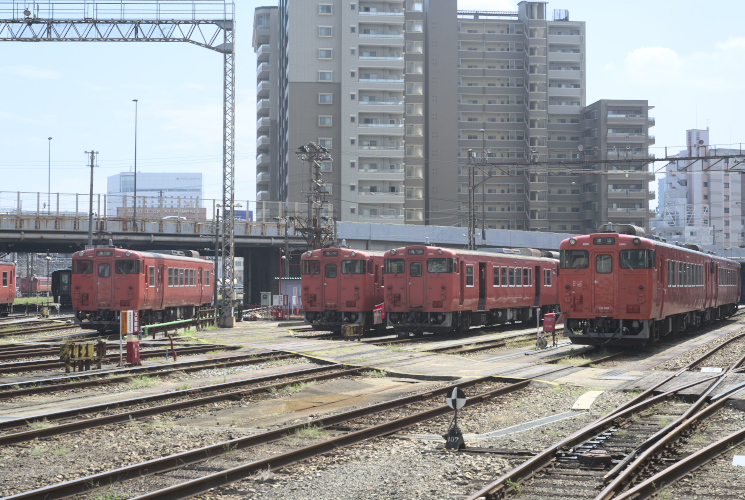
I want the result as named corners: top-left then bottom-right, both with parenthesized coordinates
top-left (74, 248), bottom-right (212, 265)
top-left (302, 247), bottom-right (386, 259)
top-left (387, 245), bottom-right (558, 263)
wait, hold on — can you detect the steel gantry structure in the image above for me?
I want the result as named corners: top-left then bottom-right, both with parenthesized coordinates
top-left (0, 0), bottom-right (238, 327)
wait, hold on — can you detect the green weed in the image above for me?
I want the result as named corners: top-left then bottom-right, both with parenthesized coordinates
top-left (505, 478), bottom-right (523, 495)
top-left (291, 424), bottom-right (327, 439)
top-left (270, 380), bottom-right (317, 395)
top-left (128, 375), bottom-right (158, 389)
top-left (28, 419), bottom-right (53, 430)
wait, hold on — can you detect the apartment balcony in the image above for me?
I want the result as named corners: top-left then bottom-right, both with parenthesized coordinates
top-left (358, 145), bottom-right (405, 156)
top-left (356, 210), bottom-right (405, 222)
top-left (257, 80), bottom-right (270, 98)
top-left (607, 114), bottom-right (647, 124)
top-left (358, 10), bottom-right (405, 23)
top-left (256, 43), bottom-right (271, 63)
top-left (547, 87), bottom-right (582, 98)
top-left (357, 32), bottom-right (404, 46)
top-left (256, 62), bottom-right (269, 80)
top-left (607, 208), bottom-right (647, 217)
top-left (357, 168), bottom-right (405, 180)
top-left (358, 123), bottom-right (404, 136)
top-left (256, 171), bottom-right (271, 185)
top-left (357, 100), bottom-right (404, 112)
top-left (548, 104), bottom-right (582, 115)
top-left (257, 191), bottom-right (271, 202)
top-left (607, 188), bottom-right (650, 200)
top-left (547, 34), bottom-right (582, 45)
top-left (357, 77), bottom-right (405, 90)
top-left (256, 135), bottom-right (270, 152)
top-left (547, 51), bottom-right (582, 62)
top-left (358, 57), bottom-right (404, 70)
top-left (257, 116), bottom-right (270, 133)
top-left (256, 153), bottom-right (270, 168)
top-left (257, 98), bottom-right (270, 117)
top-left (547, 69), bottom-right (581, 80)
top-left (356, 191), bottom-right (405, 204)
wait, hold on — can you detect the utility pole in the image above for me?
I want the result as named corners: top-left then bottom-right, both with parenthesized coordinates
top-left (295, 142), bottom-right (334, 249)
top-left (480, 129), bottom-right (487, 244)
top-left (132, 99), bottom-right (139, 231)
top-left (85, 150), bottom-right (98, 249)
top-left (467, 149), bottom-right (476, 250)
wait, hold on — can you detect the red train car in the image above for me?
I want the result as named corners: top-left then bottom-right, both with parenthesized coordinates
top-left (72, 248), bottom-right (215, 332)
top-left (384, 246), bottom-right (560, 337)
top-left (559, 225), bottom-right (740, 346)
top-left (0, 262), bottom-right (16, 316)
top-left (19, 276), bottom-right (51, 297)
top-left (301, 248), bottom-right (385, 332)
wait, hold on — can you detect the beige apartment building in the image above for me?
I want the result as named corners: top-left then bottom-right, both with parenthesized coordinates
top-left (254, 1), bottom-right (655, 232)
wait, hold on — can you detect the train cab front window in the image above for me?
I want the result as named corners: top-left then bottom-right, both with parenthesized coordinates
top-left (385, 259), bottom-right (405, 274)
top-left (98, 263), bottom-right (111, 278)
top-left (342, 260), bottom-right (366, 274)
top-left (325, 264), bottom-right (337, 278)
top-left (596, 255), bottom-right (613, 274)
top-left (73, 260), bottom-right (94, 274)
top-left (560, 250), bottom-right (589, 269)
top-left (302, 260), bottom-right (321, 275)
top-left (410, 262), bottom-right (422, 277)
top-left (428, 258), bottom-right (454, 273)
top-left (620, 249), bottom-right (655, 269)
top-left (115, 260), bottom-right (141, 275)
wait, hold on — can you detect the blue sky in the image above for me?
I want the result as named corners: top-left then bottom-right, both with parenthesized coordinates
top-left (1, 0), bottom-right (743, 209)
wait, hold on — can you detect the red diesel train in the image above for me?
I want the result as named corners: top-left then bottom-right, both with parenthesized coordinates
top-left (301, 248), bottom-right (386, 332)
top-left (0, 262), bottom-right (16, 316)
top-left (72, 248), bottom-right (215, 332)
top-left (384, 246), bottom-right (560, 337)
top-left (559, 225), bottom-right (740, 346)
top-left (19, 276), bottom-right (51, 297)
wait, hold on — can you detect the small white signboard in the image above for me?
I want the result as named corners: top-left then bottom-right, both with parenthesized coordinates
top-left (700, 367), bottom-right (724, 373)
top-left (733, 456), bottom-right (745, 467)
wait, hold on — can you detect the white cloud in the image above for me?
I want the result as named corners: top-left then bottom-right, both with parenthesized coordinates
top-left (624, 47), bottom-right (683, 84)
top-left (0, 65), bottom-right (61, 80)
top-left (714, 37), bottom-right (745, 52)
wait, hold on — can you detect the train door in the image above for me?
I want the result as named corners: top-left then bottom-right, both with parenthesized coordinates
top-left (324, 262), bottom-right (339, 307)
top-left (407, 260), bottom-right (425, 307)
top-left (459, 260), bottom-right (465, 306)
top-left (155, 258), bottom-right (165, 310)
top-left (478, 263), bottom-right (486, 311)
top-left (533, 266), bottom-right (541, 307)
top-left (591, 252), bottom-right (616, 314)
top-left (95, 258), bottom-right (114, 308)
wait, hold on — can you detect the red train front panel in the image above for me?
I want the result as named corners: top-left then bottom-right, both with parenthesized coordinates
top-left (384, 246), bottom-right (559, 336)
top-left (301, 248), bottom-right (385, 331)
top-left (0, 263), bottom-right (15, 315)
top-left (559, 232), bottom-right (740, 346)
top-left (72, 248), bottom-right (214, 332)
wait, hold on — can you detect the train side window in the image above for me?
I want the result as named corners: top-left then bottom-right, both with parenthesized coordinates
top-left (523, 268), bottom-right (530, 286)
top-left (204, 270), bottom-right (211, 286)
top-left (501, 266), bottom-right (507, 286)
top-left (465, 265), bottom-right (474, 286)
top-left (493, 266), bottom-right (500, 286)
top-left (410, 262), bottom-right (422, 277)
top-left (2, 271), bottom-right (7, 287)
top-left (543, 268), bottom-right (552, 286)
top-left (596, 254), bottom-right (612, 274)
top-left (149, 266), bottom-right (155, 287)
top-left (515, 268), bottom-right (522, 286)
top-left (508, 268), bottom-right (515, 286)
top-left (326, 264), bottom-right (337, 278)
top-left (179, 269), bottom-right (185, 286)
top-left (98, 263), bottom-right (110, 278)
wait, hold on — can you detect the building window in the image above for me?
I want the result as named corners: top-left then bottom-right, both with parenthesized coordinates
top-left (318, 93), bottom-right (333, 104)
top-left (319, 4), bottom-right (332, 14)
top-left (350, 70), bottom-right (356, 78)
top-left (350, 93), bottom-right (356, 100)
top-left (350, 26), bottom-right (356, 33)
top-left (350, 48), bottom-right (356, 55)
top-left (318, 138), bottom-right (332, 148)
top-left (319, 115), bottom-right (333, 126)
top-left (320, 161), bottom-right (332, 171)
top-left (318, 71), bottom-right (333, 81)
top-left (350, 185), bottom-right (356, 191)
top-left (350, 138), bottom-right (356, 145)
top-left (319, 26), bottom-right (332, 36)
top-left (318, 48), bottom-right (333, 59)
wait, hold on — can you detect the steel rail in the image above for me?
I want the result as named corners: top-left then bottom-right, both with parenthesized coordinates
top-left (4, 376), bottom-right (526, 500)
top-left (0, 355), bottom-right (305, 433)
top-left (612, 426), bottom-right (745, 500)
top-left (0, 344), bottom-right (237, 374)
top-left (0, 351), bottom-right (297, 399)
top-left (0, 364), bottom-right (357, 446)
top-left (465, 374), bottom-right (720, 500)
top-left (423, 333), bottom-right (538, 354)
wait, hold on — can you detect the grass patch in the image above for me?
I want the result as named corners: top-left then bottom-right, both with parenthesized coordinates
top-left (52, 446), bottom-right (71, 456)
top-left (290, 424), bottom-right (327, 440)
top-left (91, 487), bottom-right (126, 500)
top-left (31, 445), bottom-right (46, 455)
top-left (270, 380), bottom-right (317, 395)
top-left (142, 419), bottom-right (172, 430)
top-left (128, 375), bottom-right (158, 389)
top-left (28, 419), bottom-right (53, 430)
top-left (366, 369), bottom-right (388, 378)
top-left (177, 383), bottom-right (195, 391)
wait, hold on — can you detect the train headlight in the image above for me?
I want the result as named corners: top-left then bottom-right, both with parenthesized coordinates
top-left (633, 238), bottom-right (641, 245)
top-left (389, 249), bottom-right (397, 255)
top-left (306, 251), bottom-right (312, 257)
top-left (350, 251), bottom-right (356, 257)
top-left (78, 251), bottom-right (85, 256)
top-left (569, 238), bottom-right (577, 246)
top-left (125, 251), bottom-right (131, 257)
top-left (437, 249), bottom-right (443, 255)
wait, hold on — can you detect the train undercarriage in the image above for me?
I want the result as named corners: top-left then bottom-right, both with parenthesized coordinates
top-left (565, 304), bottom-right (739, 347)
top-left (76, 304), bottom-right (209, 333)
top-left (304, 310), bottom-right (384, 333)
top-left (388, 306), bottom-right (558, 338)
